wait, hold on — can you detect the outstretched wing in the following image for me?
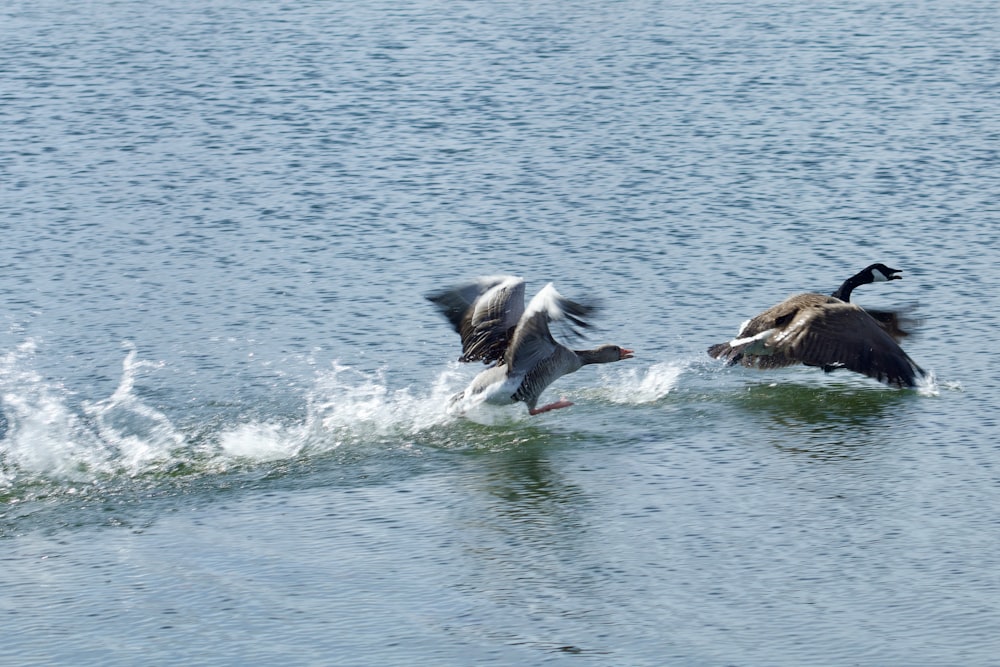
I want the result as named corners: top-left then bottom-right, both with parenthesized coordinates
top-left (777, 303), bottom-right (924, 387)
top-left (708, 293), bottom-right (831, 368)
top-left (862, 306), bottom-right (920, 341)
top-left (426, 275), bottom-right (525, 364)
top-left (736, 293), bottom-right (836, 338)
top-left (505, 283), bottom-right (596, 376)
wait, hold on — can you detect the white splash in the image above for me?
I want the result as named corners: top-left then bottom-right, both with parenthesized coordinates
top-left (0, 340), bottom-right (481, 488)
top-left (213, 362), bottom-right (467, 461)
top-left (914, 369), bottom-right (961, 397)
top-left (453, 398), bottom-right (529, 426)
top-left (0, 340), bottom-right (185, 486)
top-left (600, 361), bottom-right (684, 404)
top-left (0, 340), bottom-right (96, 485)
top-left (218, 422), bottom-right (300, 461)
top-left (81, 342), bottom-right (186, 472)
top-left (308, 362), bottom-right (459, 442)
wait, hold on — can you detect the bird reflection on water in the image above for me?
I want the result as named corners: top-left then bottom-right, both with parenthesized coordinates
top-left (728, 381), bottom-right (920, 460)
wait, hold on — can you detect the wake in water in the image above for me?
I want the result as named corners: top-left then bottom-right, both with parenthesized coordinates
top-left (0, 342), bottom-right (465, 489)
top-left (219, 360), bottom-right (464, 459)
top-left (9, 338), bottom-right (944, 491)
top-left (0, 341), bottom-right (186, 489)
top-left (0, 339), bottom-right (697, 490)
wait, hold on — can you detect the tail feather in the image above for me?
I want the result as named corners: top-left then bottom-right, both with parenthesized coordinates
top-left (707, 341), bottom-right (731, 359)
top-left (707, 341), bottom-right (743, 366)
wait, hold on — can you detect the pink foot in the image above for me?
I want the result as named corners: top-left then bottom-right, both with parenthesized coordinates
top-left (529, 399), bottom-right (574, 415)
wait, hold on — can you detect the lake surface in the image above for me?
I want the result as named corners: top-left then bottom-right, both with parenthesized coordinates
top-left (2, 0), bottom-right (999, 664)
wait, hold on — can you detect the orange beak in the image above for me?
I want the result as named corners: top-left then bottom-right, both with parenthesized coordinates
top-left (620, 348), bottom-right (634, 360)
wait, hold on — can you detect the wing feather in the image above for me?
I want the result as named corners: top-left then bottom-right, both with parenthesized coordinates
top-left (778, 304), bottom-right (924, 387)
top-left (735, 293), bottom-right (835, 338)
top-left (426, 275), bottom-right (525, 364)
top-left (709, 297), bottom-right (924, 387)
top-left (505, 283), bottom-right (595, 376)
top-left (862, 306), bottom-right (920, 341)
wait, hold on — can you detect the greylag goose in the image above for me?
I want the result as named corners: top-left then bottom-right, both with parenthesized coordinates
top-left (707, 263), bottom-right (925, 388)
top-left (427, 275), bottom-right (633, 414)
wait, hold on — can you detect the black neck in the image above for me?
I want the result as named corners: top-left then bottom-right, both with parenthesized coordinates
top-left (831, 270), bottom-right (868, 301)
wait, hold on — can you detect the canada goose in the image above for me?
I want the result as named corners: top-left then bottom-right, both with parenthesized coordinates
top-left (707, 264), bottom-right (925, 388)
top-left (427, 275), bottom-right (633, 414)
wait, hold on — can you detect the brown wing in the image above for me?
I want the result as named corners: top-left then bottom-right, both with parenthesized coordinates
top-left (776, 303), bottom-right (924, 387)
top-left (736, 293), bottom-right (837, 338)
top-left (708, 293), bottom-right (834, 367)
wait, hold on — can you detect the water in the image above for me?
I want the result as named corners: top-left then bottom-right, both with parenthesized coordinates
top-left (2, 0), bottom-right (999, 664)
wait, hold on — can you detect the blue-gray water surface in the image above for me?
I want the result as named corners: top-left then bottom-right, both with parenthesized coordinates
top-left (2, 0), bottom-right (999, 664)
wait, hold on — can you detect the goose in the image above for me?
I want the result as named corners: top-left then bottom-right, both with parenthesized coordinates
top-left (426, 275), bottom-right (633, 414)
top-left (707, 263), bottom-right (925, 388)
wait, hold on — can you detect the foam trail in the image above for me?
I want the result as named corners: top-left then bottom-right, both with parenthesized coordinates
top-left (0, 345), bottom-right (479, 487)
